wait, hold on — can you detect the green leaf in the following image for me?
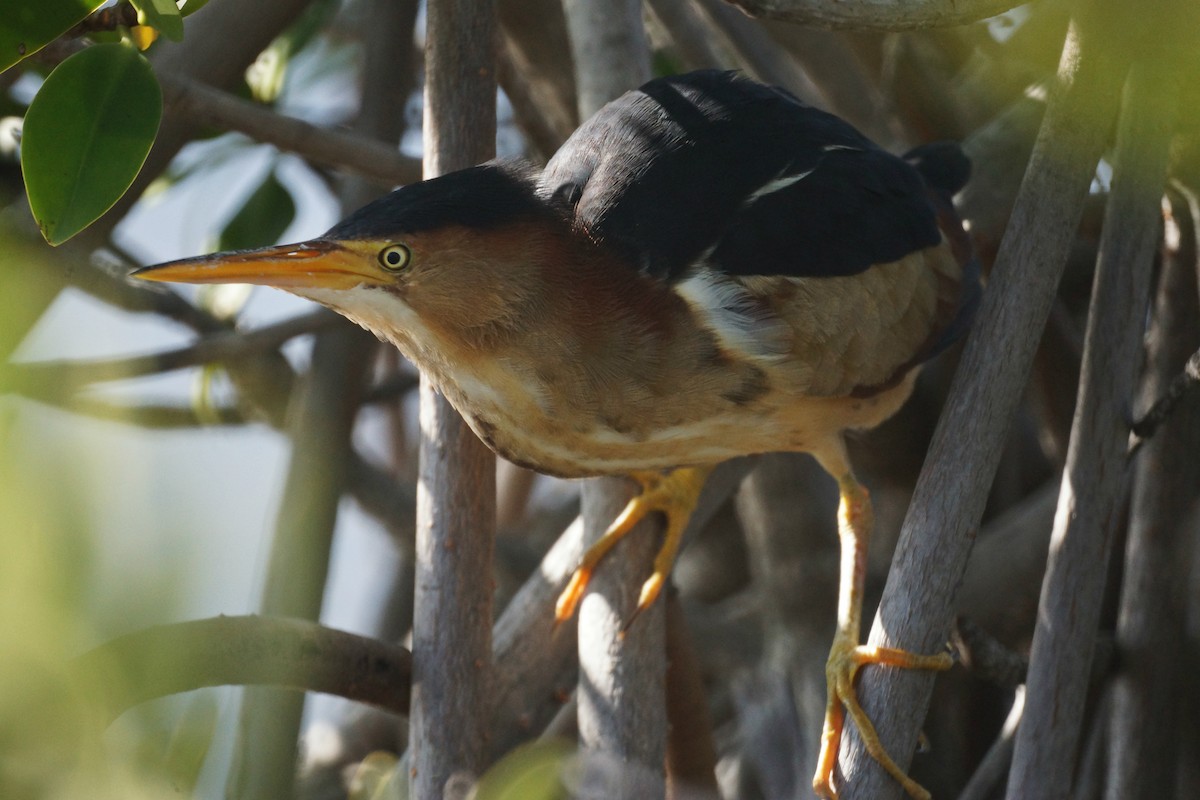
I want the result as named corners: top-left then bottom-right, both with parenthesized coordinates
top-left (21, 43), bottom-right (162, 245)
top-left (180, 0), bottom-right (213, 18)
top-left (0, 0), bottom-right (106, 73)
top-left (217, 169), bottom-right (296, 252)
top-left (129, 0), bottom-right (184, 42)
top-left (474, 740), bottom-right (573, 800)
top-left (245, 0), bottom-right (338, 102)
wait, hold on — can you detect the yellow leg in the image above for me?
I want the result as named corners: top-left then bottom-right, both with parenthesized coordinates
top-left (811, 444), bottom-right (953, 800)
top-left (555, 466), bottom-right (712, 623)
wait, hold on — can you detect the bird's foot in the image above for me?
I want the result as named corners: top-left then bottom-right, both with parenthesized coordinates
top-left (554, 467), bottom-right (710, 624)
top-left (812, 634), bottom-right (954, 800)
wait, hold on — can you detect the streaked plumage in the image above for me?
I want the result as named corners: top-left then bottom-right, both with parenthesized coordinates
top-left (135, 70), bottom-right (979, 800)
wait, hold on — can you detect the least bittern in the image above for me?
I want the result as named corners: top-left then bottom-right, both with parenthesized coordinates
top-left (136, 71), bottom-right (979, 799)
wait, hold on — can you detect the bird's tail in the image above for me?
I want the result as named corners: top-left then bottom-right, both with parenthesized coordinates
top-left (904, 141), bottom-right (971, 197)
top-left (905, 141), bottom-right (981, 358)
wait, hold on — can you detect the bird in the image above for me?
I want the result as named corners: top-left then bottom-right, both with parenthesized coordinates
top-left (135, 70), bottom-right (979, 800)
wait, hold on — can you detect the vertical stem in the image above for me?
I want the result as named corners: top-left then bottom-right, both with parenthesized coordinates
top-left (410, 1), bottom-right (497, 798)
top-left (559, 4), bottom-right (659, 798)
top-left (838, 3), bottom-right (1128, 797)
top-left (1008, 57), bottom-right (1176, 800)
top-left (561, 0), bottom-right (650, 121)
top-left (1103, 142), bottom-right (1197, 800)
top-left (575, 482), bottom-right (667, 800)
top-left (229, 325), bottom-right (376, 799)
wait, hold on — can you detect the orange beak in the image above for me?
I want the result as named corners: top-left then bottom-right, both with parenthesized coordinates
top-left (132, 240), bottom-right (388, 290)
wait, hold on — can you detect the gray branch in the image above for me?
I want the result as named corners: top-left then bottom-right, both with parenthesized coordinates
top-left (0, 310), bottom-right (337, 392)
top-left (725, 0), bottom-right (1026, 31)
top-left (1104, 188), bottom-right (1199, 799)
top-left (557, 4), bottom-right (664, 798)
top-left (836, 4), bottom-right (1130, 797)
top-left (1008, 52), bottom-right (1176, 800)
top-left (157, 70), bottom-right (421, 187)
top-left (409, 2), bottom-right (498, 797)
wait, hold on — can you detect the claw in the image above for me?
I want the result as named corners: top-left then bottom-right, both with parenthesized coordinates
top-left (555, 467), bottom-right (711, 626)
top-left (808, 443), bottom-right (953, 800)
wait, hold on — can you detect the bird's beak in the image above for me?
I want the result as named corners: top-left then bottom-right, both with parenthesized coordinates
top-left (132, 239), bottom-right (389, 290)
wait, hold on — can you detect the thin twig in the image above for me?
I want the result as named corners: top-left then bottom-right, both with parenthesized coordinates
top-left (0, 309), bottom-right (338, 392)
top-left (950, 617), bottom-right (1027, 691)
top-left (13, 395), bottom-right (245, 428)
top-left (1129, 348), bottom-right (1200, 441)
top-left (156, 70), bottom-right (421, 187)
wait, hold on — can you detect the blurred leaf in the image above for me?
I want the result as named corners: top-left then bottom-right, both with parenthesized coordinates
top-left (0, 0), bottom-right (106, 73)
top-left (245, 0), bottom-right (338, 102)
top-left (160, 693), bottom-right (218, 792)
top-left (652, 48), bottom-right (684, 79)
top-left (180, 0), bottom-right (212, 18)
top-left (129, 0), bottom-right (183, 42)
top-left (347, 751), bottom-right (405, 800)
top-left (217, 168), bottom-right (296, 251)
top-left (21, 43), bottom-right (162, 245)
top-left (474, 740), bottom-right (574, 800)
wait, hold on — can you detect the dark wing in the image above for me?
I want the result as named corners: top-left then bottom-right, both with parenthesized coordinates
top-left (537, 70), bottom-right (942, 282)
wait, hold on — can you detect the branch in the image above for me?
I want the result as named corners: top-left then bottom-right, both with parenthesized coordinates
top-left (1103, 184), bottom-right (1200, 796)
top-left (692, 0), bottom-right (824, 104)
top-left (156, 70), bottom-right (422, 187)
top-left (72, 616), bottom-right (412, 726)
top-left (489, 458), bottom-right (755, 760)
top-left (497, 0), bottom-right (579, 154)
top-left (410, 2), bottom-right (498, 797)
top-left (11, 395), bottom-right (245, 428)
top-left (1008, 52), bottom-right (1177, 800)
top-left (725, 0), bottom-right (1026, 31)
top-left (664, 592), bottom-right (720, 798)
top-left (645, 0), bottom-right (732, 73)
top-left (0, 309), bottom-right (338, 393)
top-left (949, 617), bottom-right (1027, 691)
top-left (1129, 347), bottom-right (1200, 440)
top-left (957, 687), bottom-right (1024, 800)
top-left (837, 3), bottom-right (1131, 796)
top-left (557, 4), bottom-right (665, 797)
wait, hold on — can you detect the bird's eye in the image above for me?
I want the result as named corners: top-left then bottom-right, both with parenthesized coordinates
top-left (378, 244), bottom-right (411, 271)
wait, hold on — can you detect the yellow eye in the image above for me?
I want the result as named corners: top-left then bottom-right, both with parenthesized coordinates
top-left (378, 244), bottom-right (411, 271)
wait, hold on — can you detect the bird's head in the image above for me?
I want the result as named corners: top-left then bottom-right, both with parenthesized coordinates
top-left (135, 163), bottom-right (569, 353)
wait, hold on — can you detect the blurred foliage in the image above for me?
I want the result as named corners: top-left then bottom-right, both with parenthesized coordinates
top-left (129, 0), bottom-right (184, 43)
top-left (217, 165), bottom-right (296, 252)
top-left (0, 399), bottom-right (216, 799)
top-left (245, 0), bottom-right (340, 104)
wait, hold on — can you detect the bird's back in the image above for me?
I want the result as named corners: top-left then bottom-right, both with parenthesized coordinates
top-left (539, 70), bottom-right (979, 400)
